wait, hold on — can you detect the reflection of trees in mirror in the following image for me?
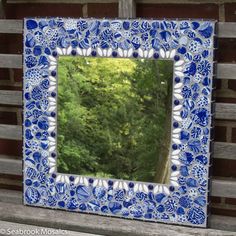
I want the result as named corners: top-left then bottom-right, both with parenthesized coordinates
top-left (57, 56), bottom-right (173, 184)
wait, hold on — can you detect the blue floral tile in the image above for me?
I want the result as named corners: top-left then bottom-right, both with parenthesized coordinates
top-left (23, 18), bottom-right (216, 227)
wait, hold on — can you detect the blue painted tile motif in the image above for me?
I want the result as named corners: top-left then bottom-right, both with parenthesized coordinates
top-left (23, 18), bottom-right (216, 227)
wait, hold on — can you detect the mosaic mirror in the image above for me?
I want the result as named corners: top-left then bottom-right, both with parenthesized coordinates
top-left (23, 18), bottom-right (215, 227)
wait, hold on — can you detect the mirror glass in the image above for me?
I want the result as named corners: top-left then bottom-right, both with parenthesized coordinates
top-left (57, 57), bottom-right (173, 184)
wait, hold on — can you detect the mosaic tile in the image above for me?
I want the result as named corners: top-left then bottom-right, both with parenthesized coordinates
top-left (23, 18), bottom-right (216, 227)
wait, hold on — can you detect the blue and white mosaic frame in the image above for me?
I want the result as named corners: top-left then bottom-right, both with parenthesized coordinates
top-left (23, 18), bottom-right (216, 227)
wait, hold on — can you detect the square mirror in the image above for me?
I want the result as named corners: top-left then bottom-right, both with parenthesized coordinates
top-left (23, 18), bottom-right (216, 227)
top-left (57, 56), bottom-right (173, 184)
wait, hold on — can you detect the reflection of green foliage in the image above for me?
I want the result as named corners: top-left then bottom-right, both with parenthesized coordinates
top-left (57, 56), bottom-right (173, 182)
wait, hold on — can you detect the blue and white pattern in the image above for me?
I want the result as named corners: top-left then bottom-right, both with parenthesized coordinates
top-left (23, 18), bottom-right (215, 227)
